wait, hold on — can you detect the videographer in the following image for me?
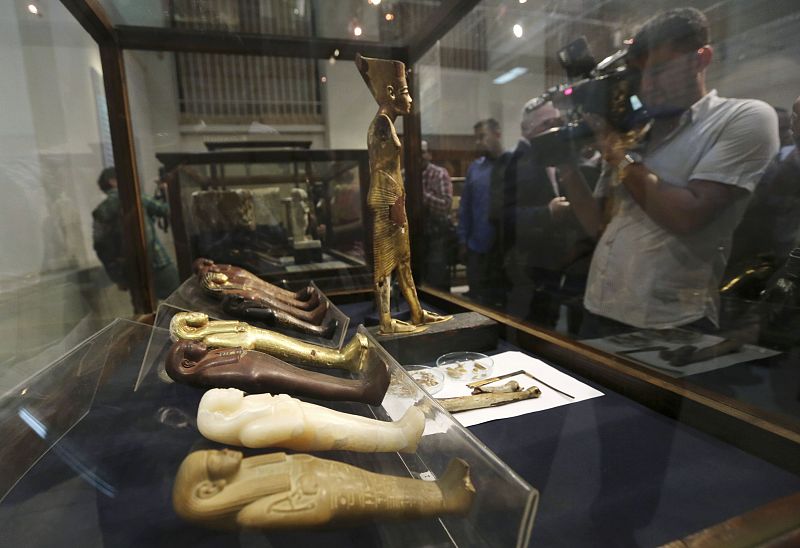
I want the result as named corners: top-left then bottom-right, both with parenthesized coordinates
top-left (557, 8), bottom-right (778, 335)
top-left (92, 167), bottom-right (179, 301)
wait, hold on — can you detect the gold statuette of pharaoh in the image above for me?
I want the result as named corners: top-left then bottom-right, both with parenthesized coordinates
top-left (355, 53), bottom-right (451, 334)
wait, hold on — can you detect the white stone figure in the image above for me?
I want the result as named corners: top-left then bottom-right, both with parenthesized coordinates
top-left (290, 188), bottom-right (310, 242)
top-left (197, 388), bottom-right (425, 453)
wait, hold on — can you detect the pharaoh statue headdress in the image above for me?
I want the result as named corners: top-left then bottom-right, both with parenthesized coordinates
top-left (355, 53), bottom-right (407, 104)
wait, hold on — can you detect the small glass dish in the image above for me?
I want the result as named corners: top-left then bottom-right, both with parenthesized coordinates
top-left (436, 352), bottom-right (494, 381)
top-left (405, 365), bottom-right (445, 395)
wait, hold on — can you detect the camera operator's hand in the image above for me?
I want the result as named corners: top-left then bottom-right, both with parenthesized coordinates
top-left (548, 196), bottom-right (571, 221)
top-left (584, 114), bottom-right (627, 166)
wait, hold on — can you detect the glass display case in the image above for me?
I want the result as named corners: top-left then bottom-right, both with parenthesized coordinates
top-left (4, 0), bottom-right (800, 546)
top-left (156, 149), bottom-right (372, 291)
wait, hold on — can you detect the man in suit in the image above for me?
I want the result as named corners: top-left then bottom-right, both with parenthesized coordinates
top-left (497, 99), bottom-right (574, 327)
top-left (726, 97), bottom-right (800, 280)
top-left (459, 118), bottom-right (508, 306)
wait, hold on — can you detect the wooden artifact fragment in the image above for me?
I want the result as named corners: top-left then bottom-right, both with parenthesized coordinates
top-left (438, 387), bottom-right (541, 413)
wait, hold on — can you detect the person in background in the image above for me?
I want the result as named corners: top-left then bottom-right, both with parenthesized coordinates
top-left (726, 96), bottom-right (800, 284)
top-left (458, 118), bottom-right (509, 307)
top-left (420, 139), bottom-right (455, 290)
top-left (497, 98), bottom-right (572, 327)
top-left (776, 106), bottom-right (795, 161)
top-left (92, 167), bottom-right (180, 300)
top-left (558, 7), bottom-right (778, 336)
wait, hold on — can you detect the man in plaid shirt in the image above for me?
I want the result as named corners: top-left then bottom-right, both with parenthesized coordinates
top-left (421, 140), bottom-right (454, 289)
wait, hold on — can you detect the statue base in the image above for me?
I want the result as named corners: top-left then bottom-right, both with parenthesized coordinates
top-left (367, 312), bottom-right (498, 364)
top-left (293, 239), bottom-right (322, 264)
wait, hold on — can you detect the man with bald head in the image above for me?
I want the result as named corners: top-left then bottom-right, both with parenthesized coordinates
top-left (496, 98), bottom-right (578, 326)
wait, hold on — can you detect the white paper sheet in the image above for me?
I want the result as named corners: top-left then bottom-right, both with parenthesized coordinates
top-left (432, 351), bottom-right (604, 427)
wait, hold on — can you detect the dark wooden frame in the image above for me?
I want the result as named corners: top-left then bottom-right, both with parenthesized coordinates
top-left (419, 286), bottom-right (800, 475)
top-left (61, 0), bottom-right (156, 313)
top-left (114, 25), bottom-right (409, 63)
top-left (59, 0), bottom-right (477, 313)
top-left (661, 491), bottom-right (800, 547)
top-left (204, 141), bottom-right (313, 151)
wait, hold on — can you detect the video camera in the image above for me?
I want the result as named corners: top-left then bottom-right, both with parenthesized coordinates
top-left (532, 36), bottom-right (651, 165)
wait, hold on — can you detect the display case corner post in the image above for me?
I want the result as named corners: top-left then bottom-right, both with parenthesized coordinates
top-left (99, 43), bottom-right (157, 314)
top-left (162, 163), bottom-right (192, 282)
top-left (59, 0), bottom-right (115, 46)
top-left (404, 63), bottom-right (426, 283)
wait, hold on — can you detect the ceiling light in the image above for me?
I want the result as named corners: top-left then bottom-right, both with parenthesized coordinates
top-left (519, 0), bottom-right (528, 3)
top-left (27, 3), bottom-right (40, 15)
top-left (513, 24), bottom-right (523, 38)
top-left (368, 0), bottom-right (382, 5)
top-left (385, 12), bottom-right (395, 21)
top-left (493, 67), bottom-right (528, 85)
top-left (354, 26), bottom-right (362, 37)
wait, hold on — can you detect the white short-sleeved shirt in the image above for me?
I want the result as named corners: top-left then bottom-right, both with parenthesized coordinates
top-left (584, 90), bottom-right (779, 328)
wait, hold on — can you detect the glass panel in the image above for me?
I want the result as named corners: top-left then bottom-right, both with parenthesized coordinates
top-left (0, 319), bottom-right (147, 501)
top-left (125, 49), bottom-right (376, 292)
top-left (0, 2), bottom-right (135, 393)
top-left (418, 0), bottom-right (800, 430)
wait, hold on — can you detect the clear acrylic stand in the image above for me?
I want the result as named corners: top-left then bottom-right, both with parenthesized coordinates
top-left (137, 323), bottom-right (538, 546)
top-left (2, 320), bottom-right (536, 546)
